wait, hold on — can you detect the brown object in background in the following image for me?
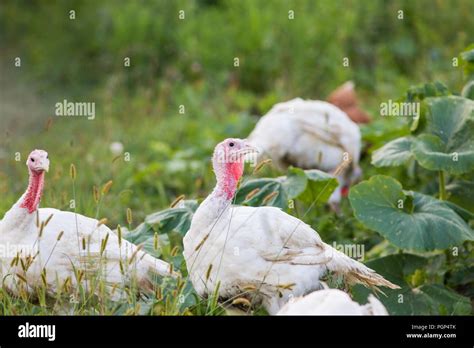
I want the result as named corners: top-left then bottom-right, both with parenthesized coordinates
top-left (327, 81), bottom-right (371, 123)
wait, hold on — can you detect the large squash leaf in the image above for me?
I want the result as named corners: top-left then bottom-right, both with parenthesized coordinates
top-left (235, 177), bottom-right (290, 208)
top-left (405, 82), bottom-right (450, 103)
top-left (446, 179), bottom-right (474, 214)
top-left (123, 200), bottom-right (198, 260)
top-left (371, 136), bottom-right (414, 167)
top-left (349, 175), bottom-right (474, 250)
top-left (125, 200), bottom-right (199, 244)
top-left (352, 254), bottom-right (471, 315)
top-left (292, 168), bottom-right (339, 204)
top-left (405, 82), bottom-right (450, 132)
top-left (462, 80), bottom-right (474, 100)
top-left (460, 44), bottom-right (474, 81)
top-left (411, 97), bottom-right (474, 174)
top-left (235, 167), bottom-right (338, 208)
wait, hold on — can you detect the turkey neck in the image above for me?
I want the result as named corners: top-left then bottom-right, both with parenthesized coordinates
top-left (194, 162), bottom-right (241, 224)
top-left (1, 170), bottom-right (44, 233)
top-left (20, 170), bottom-right (45, 214)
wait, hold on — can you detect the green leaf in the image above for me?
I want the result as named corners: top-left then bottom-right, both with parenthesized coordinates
top-left (461, 46), bottom-right (474, 62)
top-left (349, 175), bottom-right (474, 251)
top-left (291, 168), bottom-right (339, 204)
top-left (405, 82), bottom-right (450, 103)
top-left (125, 200), bottom-right (198, 243)
top-left (282, 167), bottom-right (308, 199)
top-left (400, 83), bottom-right (450, 139)
top-left (423, 96), bottom-right (473, 144)
top-left (446, 179), bottom-right (474, 213)
top-left (361, 118), bottom-right (409, 146)
top-left (235, 168), bottom-right (338, 208)
top-left (146, 200), bottom-right (198, 235)
top-left (411, 133), bottom-right (474, 174)
top-left (235, 177), bottom-right (289, 208)
top-left (461, 80), bottom-right (474, 100)
top-left (371, 136), bottom-right (414, 167)
top-left (411, 97), bottom-right (474, 174)
top-left (460, 44), bottom-right (474, 81)
top-left (443, 201), bottom-right (474, 222)
top-left (352, 254), bottom-right (472, 315)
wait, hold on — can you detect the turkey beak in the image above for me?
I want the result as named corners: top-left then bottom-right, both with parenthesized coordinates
top-left (40, 159), bottom-right (50, 173)
top-left (236, 142), bottom-right (258, 156)
top-left (238, 141), bottom-right (259, 162)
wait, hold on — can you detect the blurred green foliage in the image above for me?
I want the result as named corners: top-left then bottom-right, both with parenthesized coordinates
top-left (0, 0), bottom-right (473, 315)
top-left (1, 0), bottom-right (473, 97)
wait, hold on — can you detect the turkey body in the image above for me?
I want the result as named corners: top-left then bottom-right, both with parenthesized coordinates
top-left (248, 98), bottom-right (362, 203)
top-left (0, 149), bottom-right (175, 299)
top-left (184, 201), bottom-right (328, 314)
top-left (184, 187), bottom-right (398, 315)
top-left (0, 206), bottom-right (174, 298)
top-left (184, 138), bottom-right (398, 315)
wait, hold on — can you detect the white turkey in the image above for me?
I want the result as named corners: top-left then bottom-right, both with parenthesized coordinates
top-left (183, 138), bottom-right (398, 315)
top-left (0, 149), bottom-right (177, 299)
top-left (248, 98), bottom-right (362, 206)
top-left (277, 288), bottom-right (388, 315)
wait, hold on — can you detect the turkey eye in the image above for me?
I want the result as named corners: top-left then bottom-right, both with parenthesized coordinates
top-left (229, 142), bottom-right (235, 147)
top-left (30, 158), bottom-right (35, 162)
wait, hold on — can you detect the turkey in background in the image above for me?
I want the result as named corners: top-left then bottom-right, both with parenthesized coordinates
top-left (248, 93), bottom-right (364, 208)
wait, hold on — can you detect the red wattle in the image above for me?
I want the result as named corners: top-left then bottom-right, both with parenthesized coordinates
top-left (218, 162), bottom-right (244, 200)
top-left (341, 186), bottom-right (349, 197)
top-left (20, 171), bottom-right (45, 213)
top-left (228, 161), bottom-right (244, 182)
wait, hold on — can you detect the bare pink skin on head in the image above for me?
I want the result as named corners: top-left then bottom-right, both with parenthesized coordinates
top-left (212, 138), bottom-right (257, 200)
top-left (20, 149), bottom-right (49, 214)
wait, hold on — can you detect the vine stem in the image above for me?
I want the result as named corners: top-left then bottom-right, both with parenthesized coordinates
top-left (438, 170), bottom-right (446, 200)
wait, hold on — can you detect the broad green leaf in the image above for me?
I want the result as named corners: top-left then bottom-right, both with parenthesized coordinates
top-left (349, 175), bottom-right (474, 250)
top-left (124, 200), bottom-right (198, 259)
top-left (405, 82), bottom-right (450, 132)
top-left (282, 167), bottom-right (308, 198)
top-left (371, 136), bottom-right (414, 167)
top-left (235, 168), bottom-right (338, 208)
top-left (461, 46), bottom-right (474, 62)
top-left (411, 133), bottom-right (474, 174)
top-left (145, 200), bottom-right (198, 235)
top-left (423, 96), bottom-right (473, 144)
top-left (412, 133), bottom-right (474, 175)
top-left (292, 168), bottom-right (339, 204)
top-left (235, 177), bottom-right (289, 208)
top-left (460, 44), bottom-right (474, 81)
top-left (443, 201), bottom-right (474, 222)
top-left (361, 118), bottom-right (408, 146)
top-left (352, 254), bottom-right (471, 315)
top-left (411, 97), bottom-right (474, 174)
top-left (125, 200), bottom-right (198, 244)
top-left (461, 80), bottom-right (474, 100)
top-left (446, 179), bottom-right (474, 214)
top-left (405, 82), bottom-right (450, 104)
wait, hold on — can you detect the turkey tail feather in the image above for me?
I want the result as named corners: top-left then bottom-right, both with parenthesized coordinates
top-left (325, 245), bottom-right (400, 290)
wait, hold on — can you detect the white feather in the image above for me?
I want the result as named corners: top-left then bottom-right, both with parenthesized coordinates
top-left (277, 289), bottom-right (388, 315)
top-left (248, 98), bottom-right (362, 203)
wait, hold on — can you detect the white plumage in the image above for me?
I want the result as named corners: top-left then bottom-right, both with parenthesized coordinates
top-left (248, 98), bottom-right (362, 204)
top-left (277, 289), bottom-right (388, 315)
top-left (0, 150), bottom-right (176, 299)
top-left (183, 139), bottom-right (398, 314)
